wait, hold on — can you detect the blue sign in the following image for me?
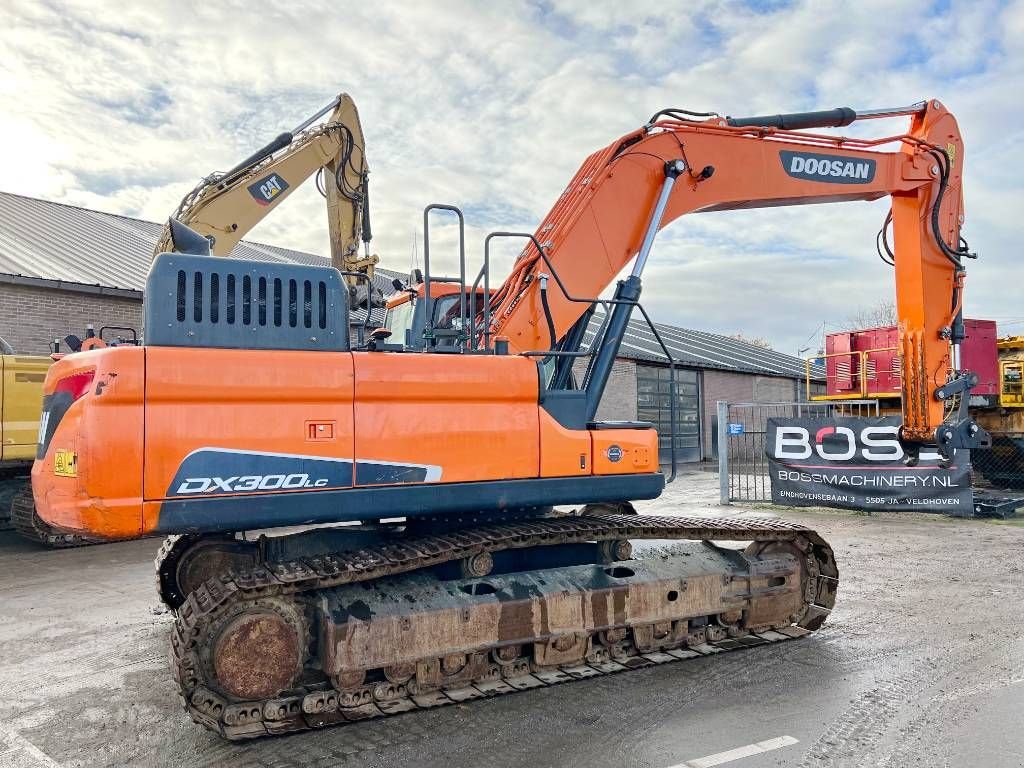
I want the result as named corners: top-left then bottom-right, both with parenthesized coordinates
top-left (727, 423), bottom-right (745, 436)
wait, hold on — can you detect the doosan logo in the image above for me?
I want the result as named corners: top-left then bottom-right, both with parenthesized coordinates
top-left (780, 150), bottom-right (876, 184)
top-left (774, 425), bottom-right (902, 462)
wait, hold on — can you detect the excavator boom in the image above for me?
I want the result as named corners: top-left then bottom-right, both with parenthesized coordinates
top-left (484, 99), bottom-right (980, 453)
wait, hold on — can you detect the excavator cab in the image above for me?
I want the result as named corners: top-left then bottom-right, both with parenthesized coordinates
top-left (383, 282), bottom-right (490, 350)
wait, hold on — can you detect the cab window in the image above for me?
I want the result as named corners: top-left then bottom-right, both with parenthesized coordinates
top-left (384, 299), bottom-right (415, 343)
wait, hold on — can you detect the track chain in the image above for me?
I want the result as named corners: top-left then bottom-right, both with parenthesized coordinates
top-left (0, 475), bottom-right (26, 530)
top-left (9, 484), bottom-right (104, 548)
top-left (155, 534), bottom-right (228, 609)
top-left (170, 512), bottom-right (838, 740)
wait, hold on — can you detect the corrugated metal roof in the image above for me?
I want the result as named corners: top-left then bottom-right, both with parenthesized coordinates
top-left (0, 191), bottom-right (821, 379)
top-left (0, 190), bottom-right (402, 296)
top-left (583, 311), bottom-right (824, 380)
top-left (0, 191), bottom-right (403, 327)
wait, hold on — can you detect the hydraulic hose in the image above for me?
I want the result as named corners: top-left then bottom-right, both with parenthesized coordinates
top-left (539, 276), bottom-right (558, 363)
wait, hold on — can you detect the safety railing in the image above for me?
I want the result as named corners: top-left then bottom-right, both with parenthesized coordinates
top-left (418, 211), bottom-right (682, 482)
top-left (469, 230), bottom-right (682, 483)
top-left (422, 204), bottom-right (468, 348)
top-left (805, 347), bottom-right (902, 401)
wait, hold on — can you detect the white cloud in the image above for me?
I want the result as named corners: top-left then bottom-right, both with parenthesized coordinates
top-left (0, 0), bottom-right (1020, 353)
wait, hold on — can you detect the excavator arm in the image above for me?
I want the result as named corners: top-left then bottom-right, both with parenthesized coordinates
top-left (486, 99), bottom-right (984, 458)
top-left (154, 93), bottom-right (380, 299)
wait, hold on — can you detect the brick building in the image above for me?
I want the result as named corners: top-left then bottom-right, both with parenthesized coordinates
top-left (0, 191), bottom-right (822, 464)
top-left (573, 316), bottom-right (822, 462)
top-left (0, 191), bottom-right (392, 354)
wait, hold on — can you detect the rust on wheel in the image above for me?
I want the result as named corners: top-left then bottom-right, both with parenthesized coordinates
top-left (383, 663), bottom-right (415, 684)
top-left (177, 541), bottom-right (256, 600)
top-left (333, 669), bottom-right (366, 689)
top-left (460, 551), bottom-right (494, 578)
top-left (213, 610), bottom-right (302, 701)
top-left (598, 539), bottom-right (633, 563)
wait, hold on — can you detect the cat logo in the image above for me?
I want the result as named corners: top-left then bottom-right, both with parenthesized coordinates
top-left (247, 173), bottom-right (290, 206)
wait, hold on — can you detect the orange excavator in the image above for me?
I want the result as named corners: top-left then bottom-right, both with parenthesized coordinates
top-left (31, 98), bottom-right (984, 739)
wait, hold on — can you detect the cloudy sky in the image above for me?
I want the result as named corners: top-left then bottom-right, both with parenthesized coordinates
top-left (2, 0), bottom-right (1022, 354)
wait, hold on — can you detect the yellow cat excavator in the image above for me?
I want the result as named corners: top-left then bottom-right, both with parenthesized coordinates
top-left (155, 92), bottom-right (383, 308)
top-left (8, 94), bottom-right (384, 545)
top-left (0, 336), bottom-right (51, 535)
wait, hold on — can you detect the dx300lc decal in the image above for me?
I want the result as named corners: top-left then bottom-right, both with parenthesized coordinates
top-left (168, 448), bottom-right (442, 497)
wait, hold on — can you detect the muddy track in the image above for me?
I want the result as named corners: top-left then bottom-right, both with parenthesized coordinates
top-left (10, 485), bottom-right (108, 548)
top-left (0, 474), bottom-right (28, 531)
top-left (169, 512), bottom-right (838, 740)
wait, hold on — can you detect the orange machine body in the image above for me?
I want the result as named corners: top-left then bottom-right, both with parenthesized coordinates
top-left (33, 346), bottom-right (659, 538)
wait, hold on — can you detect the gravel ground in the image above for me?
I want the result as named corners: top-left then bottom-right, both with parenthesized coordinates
top-left (1, 469), bottom-right (1022, 768)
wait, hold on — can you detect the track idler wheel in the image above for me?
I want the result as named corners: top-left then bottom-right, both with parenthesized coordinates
top-left (208, 598), bottom-right (306, 702)
top-left (744, 536), bottom-right (835, 632)
top-left (157, 535), bottom-right (258, 610)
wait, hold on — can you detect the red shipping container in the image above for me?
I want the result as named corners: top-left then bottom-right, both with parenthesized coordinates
top-left (824, 319), bottom-right (998, 398)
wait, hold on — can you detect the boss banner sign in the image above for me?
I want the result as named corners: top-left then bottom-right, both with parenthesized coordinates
top-left (766, 416), bottom-right (972, 512)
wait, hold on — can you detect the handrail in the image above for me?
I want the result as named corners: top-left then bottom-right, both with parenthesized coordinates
top-left (805, 346), bottom-right (903, 401)
top-left (422, 204), bottom-right (467, 346)
top-left (806, 350), bottom-right (863, 400)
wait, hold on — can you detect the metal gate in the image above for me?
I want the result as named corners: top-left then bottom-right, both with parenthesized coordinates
top-left (716, 400), bottom-right (880, 504)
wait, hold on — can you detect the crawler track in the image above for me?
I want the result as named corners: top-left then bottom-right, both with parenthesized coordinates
top-left (170, 512), bottom-right (838, 740)
top-left (9, 485), bottom-right (103, 547)
top-left (0, 478), bottom-right (22, 531)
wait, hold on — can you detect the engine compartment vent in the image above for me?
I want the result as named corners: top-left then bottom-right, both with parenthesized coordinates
top-left (145, 253), bottom-right (349, 352)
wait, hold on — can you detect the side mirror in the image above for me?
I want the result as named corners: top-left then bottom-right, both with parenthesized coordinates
top-left (64, 334), bottom-right (83, 353)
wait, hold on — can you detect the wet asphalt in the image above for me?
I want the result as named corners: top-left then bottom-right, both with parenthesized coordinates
top-left (1, 471), bottom-right (1022, 768)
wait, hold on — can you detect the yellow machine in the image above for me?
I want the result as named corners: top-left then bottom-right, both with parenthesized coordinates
top-left (8, 95), bottom-right (384, 544)
top-left (973, 337), bottom-right (1024, 488)
top-left (0, 340), bottom-right (54, 535)
top-left (996, 336), bottom-right (1024, 409)
top-left (155, 93), bottom-right (383, 308)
